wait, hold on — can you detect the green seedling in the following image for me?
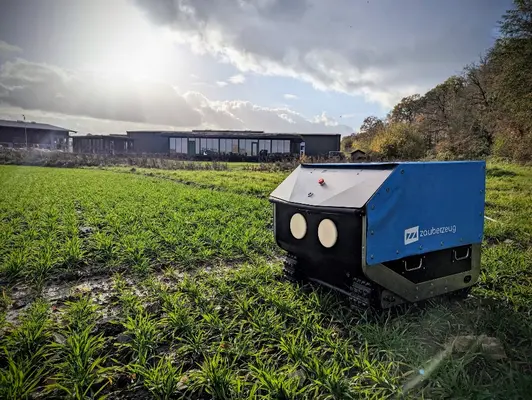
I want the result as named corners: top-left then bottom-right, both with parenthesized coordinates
top-left (131, 356), bottom-right (186, 400)
top-left (48, 326), bottom-right (110, 399)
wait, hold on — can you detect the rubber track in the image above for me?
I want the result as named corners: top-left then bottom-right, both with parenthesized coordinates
top-left (283, 254), bottom-right (380, 309)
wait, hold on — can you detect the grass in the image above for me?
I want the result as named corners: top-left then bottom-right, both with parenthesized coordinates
top-left (481, 162), bottom-right (532, 309)
top-left (0, 162), bottom-right (531, 399)
top-left (131, 355), bottom-right (186, 400)
top-left (100, 165), bottom-right (289, 197)
top-left (0, 166), bottom-right (276, 286)
top-left (48, 326), bottom-right (110, 399)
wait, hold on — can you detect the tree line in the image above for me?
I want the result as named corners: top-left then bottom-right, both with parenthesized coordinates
top-left (342, 0), bottom-right (532, 162)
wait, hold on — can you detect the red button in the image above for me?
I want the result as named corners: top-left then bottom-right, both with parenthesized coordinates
top-left (318, 178), bottom-right (325, 185)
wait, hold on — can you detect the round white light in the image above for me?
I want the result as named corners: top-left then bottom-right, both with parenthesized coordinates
top-left (290, 213), bottom-right (307, 239)
top-left (318, 219), bottom-right (338, 248)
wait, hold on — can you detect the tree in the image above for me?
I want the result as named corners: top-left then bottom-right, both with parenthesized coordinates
top-left (354, 116), bottom-right (385, 149)
top-left (464, 58), bottom-right (493, 112)
top-left (359, 116), bottom-right (385, 136)
top-left (487, 0), bottom-right (532, 160)
top-left (416, 76), bottom-right (466, 149)
top-left (387, 94), bottom-right (423, 124)
top-left (462, 60), bottom-right (498, 150)
top-left (354, 0), bottom-right (532, 161)
top-left (340, 134), bottom-right (356, 151)
top-left (499, 0), bottom-right (532, 39)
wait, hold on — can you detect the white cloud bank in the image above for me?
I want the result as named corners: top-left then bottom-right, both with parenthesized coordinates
top-left (134, 0), bottom-right (506, 107)
top-left (0, 58), bottom-right (352, 134)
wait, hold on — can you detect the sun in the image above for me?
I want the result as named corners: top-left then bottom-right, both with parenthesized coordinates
top-left (91, 26), bottom-right (177, 81)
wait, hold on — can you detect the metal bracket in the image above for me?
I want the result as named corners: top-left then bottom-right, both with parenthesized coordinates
top-left (361, 215), bottom-right (481, 302)
top-left (453, 247), bottom-right (470, 262)
top-left (403, 257), bottom-right (423, 272)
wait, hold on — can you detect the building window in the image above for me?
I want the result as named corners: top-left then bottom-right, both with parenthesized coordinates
top-left (205, 138), bottom-right (219, 152)
top-left (222, 138), bottom-right (236, 153)
top-left (170, 137), bottom-right (190, 154)
top-left (270, 139), bottom-right (291, 154)
top-left (271, 140), bottom-right (279, 153)
top-left (259, 140), bottom-right (271, 153)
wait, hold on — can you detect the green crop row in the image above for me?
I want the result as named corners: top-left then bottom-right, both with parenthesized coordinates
top-left (99, 166), bottom-right (289, 198)
top-left (0, 166), bottom-right (277, 288)
top-left (0, 162), bottom-right (531, 399)
top-left (3, 262), bottom-right (531, 399)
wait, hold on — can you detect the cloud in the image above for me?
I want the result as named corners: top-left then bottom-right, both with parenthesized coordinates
top-left (217, 74), bottom-right (246, 87)
top-left (338, 112), bottom-right (366, 120)
top-left (0, 106), bottom-right (180, 134)
top-left (184, 91), bottom-right (352, 133)
top-left (312, 112), bottom-right (340, 126)
top-left (0, 40), bottom-right (22, 55)
top-left (0, 58), bottom-right (352, 134)
top-left (228, 74), bottom-right (246, 84)
top-left (284, 94), bottom-right (298, 100)
top-left (0, 58), bottom-right (202, 127)
top-left (134, 0), bottom-right (507, 107)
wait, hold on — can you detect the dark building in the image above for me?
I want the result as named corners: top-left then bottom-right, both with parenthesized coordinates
top-left (0, 119), bottom-right (74, 150)
top-left (72, 134), bottom-right (134, 154)
top-left (126, 131), bottom-right (168, 154)
top-left (300, 133), bottom-right (341, 157)
top-left (165, 130), bottom-right (303, 160)
top-left (126, 130), bottom-right (340, 159)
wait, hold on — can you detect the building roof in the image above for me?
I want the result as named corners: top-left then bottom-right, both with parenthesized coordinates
top-left (191, 129), bottom-right (265, 134)
top-left (127, 130), bottom-right (338, 139)
top-left (350, 149), bottom-right (366, 154)
top-left (300, 132), bottom-right (341, 136)
top-left (72, 134), bottom-right (132, 139)
top-left (0, 119), bottom-right (75, 132)
top-left (162, 131), bottom-right (302, 139)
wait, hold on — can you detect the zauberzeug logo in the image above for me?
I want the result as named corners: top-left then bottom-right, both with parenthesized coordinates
top-left (404, 224), bottom-right (457, 245)
top-left (404, 226), bottom-right (419, 245)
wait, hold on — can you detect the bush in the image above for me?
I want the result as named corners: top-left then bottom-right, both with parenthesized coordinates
top-left (493, 129), bottom-right (532, 163)
top-left (369, 123), bottom-right (426, 160)
top-left (0, 148), bottom-right (229, 171)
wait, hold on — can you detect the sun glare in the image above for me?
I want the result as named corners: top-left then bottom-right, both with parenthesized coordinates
top-left (91, 27), bottom-right (177, 81)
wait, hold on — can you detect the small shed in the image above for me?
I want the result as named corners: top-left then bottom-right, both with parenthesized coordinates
top-left (350, 149), bottom-right (367, 161)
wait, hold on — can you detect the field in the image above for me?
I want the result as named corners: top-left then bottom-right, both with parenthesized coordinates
top-left (0, 162), bottom-right (531, 399)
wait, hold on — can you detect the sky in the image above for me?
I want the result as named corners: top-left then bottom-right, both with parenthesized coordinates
top-left (0, 0), bottom-right (511, 135)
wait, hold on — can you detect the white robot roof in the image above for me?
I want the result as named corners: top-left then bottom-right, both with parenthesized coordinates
top-left (269, 165), bottom-right (394, 208)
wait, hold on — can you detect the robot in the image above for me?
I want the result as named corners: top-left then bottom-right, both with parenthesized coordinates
top-left (269, 161), bottom-right (486, 309)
